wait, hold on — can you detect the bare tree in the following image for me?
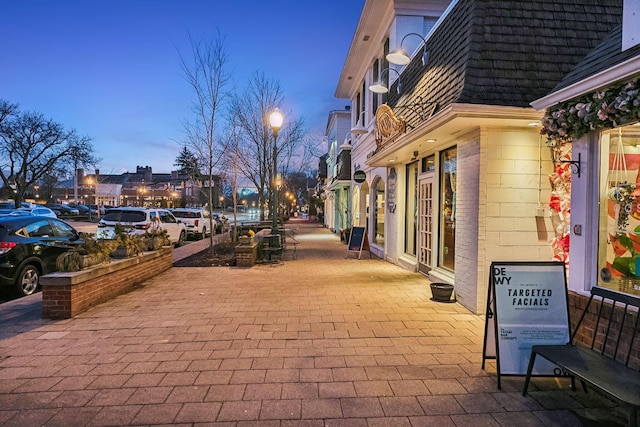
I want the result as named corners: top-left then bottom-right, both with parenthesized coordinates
top-left (0, 101), bottom-right (94, 207)
top-left (218, 120), bottom-right (242, 241)
top-left (229, 72), bottom-right (306, 222)
top-left (178, 31), bottom-right (230, 254)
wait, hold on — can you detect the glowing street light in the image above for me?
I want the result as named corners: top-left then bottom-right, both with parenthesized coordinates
top-left (269, 109), bottom-right (283, 233)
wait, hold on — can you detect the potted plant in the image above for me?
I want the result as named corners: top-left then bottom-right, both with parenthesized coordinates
top-left (430, 282), bottom-right (456, 302)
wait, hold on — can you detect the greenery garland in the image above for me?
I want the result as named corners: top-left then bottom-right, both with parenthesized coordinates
top-left (540, 78), bottom-right (640, 143)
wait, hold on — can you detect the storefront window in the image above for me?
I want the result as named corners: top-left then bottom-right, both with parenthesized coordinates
top-left (405, 161), bottom-right (418, 255)
top-left (374, 178), bottom-right (385, 246)
top-left (440, 147), bottom-right (456, 270)
top-left (598, 126), bottom-right (640, 296)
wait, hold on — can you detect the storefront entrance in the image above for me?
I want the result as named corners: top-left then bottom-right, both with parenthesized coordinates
top-left (418, 174), bottom-right (434, 275)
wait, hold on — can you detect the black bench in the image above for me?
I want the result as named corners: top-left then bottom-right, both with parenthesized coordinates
top-left (522, 286), bottom-right (640, 426)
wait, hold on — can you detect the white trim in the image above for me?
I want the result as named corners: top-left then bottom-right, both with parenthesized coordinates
top-left (530, 56), bottom-right (640, 111)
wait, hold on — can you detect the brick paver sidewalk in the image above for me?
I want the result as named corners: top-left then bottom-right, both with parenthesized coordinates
top-left (0, 219), bottom-right (627, 426)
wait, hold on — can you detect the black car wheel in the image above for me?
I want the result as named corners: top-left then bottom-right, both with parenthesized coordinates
top-left (16, 264), bottom-right (39, 296)
top-left (176, 231), bottom-right (186, 247)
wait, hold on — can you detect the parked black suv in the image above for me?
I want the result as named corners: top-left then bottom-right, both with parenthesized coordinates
top-left (0, 216), bottom-right (83, 296)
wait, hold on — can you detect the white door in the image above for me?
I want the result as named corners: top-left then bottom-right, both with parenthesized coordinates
top-left (418, 175), bottom-right (434, 275)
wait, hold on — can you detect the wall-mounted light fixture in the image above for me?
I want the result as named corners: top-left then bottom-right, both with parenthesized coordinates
top-left (386, 32), bottom-right (429, 66)
top-left (369, 67), bottom-right (402, 94)
top-left (350, 111), bottom-right (370, 135)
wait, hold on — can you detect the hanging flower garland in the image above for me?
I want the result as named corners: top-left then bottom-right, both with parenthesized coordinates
top-left (540, 77), bottom-right (640, 274)
top-left (540, 78), bottom-right (640, 144)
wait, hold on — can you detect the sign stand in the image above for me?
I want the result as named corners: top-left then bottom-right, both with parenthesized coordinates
top-left (346, 226), bottom-right (371, 259)
top-left (481, 261), bottom-right (571, 389)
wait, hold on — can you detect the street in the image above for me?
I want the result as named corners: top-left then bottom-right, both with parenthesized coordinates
top-left (0, 210), bottom-right (261, 304)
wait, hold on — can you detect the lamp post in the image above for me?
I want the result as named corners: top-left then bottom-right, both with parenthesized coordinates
top-left (269, 109), bottom-right (284, 234)
top-left (85, 178), bottom-right (94, 220)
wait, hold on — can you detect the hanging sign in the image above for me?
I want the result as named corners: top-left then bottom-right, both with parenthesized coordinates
top-left (353, 170), bottom-right (366, 183)
top-left (482, 261), bottom-right (570, 389)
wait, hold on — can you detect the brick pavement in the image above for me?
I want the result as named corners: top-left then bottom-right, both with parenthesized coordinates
top-left (0, 219), bottom-right (629, 426)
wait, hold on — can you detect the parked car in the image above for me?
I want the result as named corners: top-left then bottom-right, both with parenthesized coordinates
top-left (96, 207), bottom-right (186, 246)
top-left (212, 213), bottom-right (229, 234)
top-left (0, 216), bottom-right (84, 296)
top-left (12, 206), bottom-right (58, 218)
top-left (171, 208), bottom-right (212, 239)
top-left (45, 203), bottom-right (80, 216)
top-left (68, 203), bottom-right (99, 216)
top-left (88, 204), bottom-right (106, 216)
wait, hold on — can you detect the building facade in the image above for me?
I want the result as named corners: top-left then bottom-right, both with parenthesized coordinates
top-left (531, 1), bottom-right (640, 298)
top-left (53, 166), bottom-right (221, 209)
top-left (322, 108), bottom-right (353, 234)
top-left (335, 0), bottom-right (623, 313)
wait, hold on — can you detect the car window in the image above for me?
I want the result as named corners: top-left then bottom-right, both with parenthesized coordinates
top-left (103, 210), bottom-right (147, 222)
top-left (121, 211), bottom-right (147, 222)
top-left (51, 219), bottom-right (76, 238)
top-left (159, 211), bottom-right (176, 223)
top-left (172, 211), bottom-right (200, 219)
top-left (25, 219), bottom-right (53, 237)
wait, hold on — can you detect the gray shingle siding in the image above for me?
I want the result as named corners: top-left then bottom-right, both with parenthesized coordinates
top-left (387, 0), bottom-right (623, 126)
top-left (552, 25), bottom-right (640, 92)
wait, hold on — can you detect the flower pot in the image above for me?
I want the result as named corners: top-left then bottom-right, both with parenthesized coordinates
top-left (430, 283), bottom-right (455, 302)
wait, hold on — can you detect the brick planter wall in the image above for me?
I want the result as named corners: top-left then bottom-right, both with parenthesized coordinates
top-left (40, 246), bottom-right (173, 319)
top-left (235, 243), bottom-right (258, 267)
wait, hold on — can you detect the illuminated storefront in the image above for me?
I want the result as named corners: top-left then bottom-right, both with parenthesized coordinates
top-left (598, 125), bottom-right (640, 296)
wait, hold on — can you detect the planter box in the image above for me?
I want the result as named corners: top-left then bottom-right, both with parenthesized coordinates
top-left (40, 246), bottom-right (173, 319)
top-left (235, 243), bottom-right (259, 267)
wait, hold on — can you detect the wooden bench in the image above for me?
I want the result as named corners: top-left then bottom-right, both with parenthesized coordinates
top-left (522, 286), bottom-right (640, 426)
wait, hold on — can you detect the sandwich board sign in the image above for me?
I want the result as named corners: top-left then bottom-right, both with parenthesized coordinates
top-left (346, 226), bottom-right (371, 259)
top-left (482, 261), bottom-right (570, 389)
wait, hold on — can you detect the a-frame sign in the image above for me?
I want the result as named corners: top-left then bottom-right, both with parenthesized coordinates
top-left (346, 226), bottom-right (371, 259)
top-left (482, 261), bottom-right (571, 389)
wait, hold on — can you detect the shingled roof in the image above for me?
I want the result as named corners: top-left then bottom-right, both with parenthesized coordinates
top-left (550, 24), bottom-right (640, 92)
top-left (388, 0), bottom-right (623, 127)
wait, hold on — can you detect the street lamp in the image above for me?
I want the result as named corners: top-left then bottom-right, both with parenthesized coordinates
top-left (269, 109), bottom-right (284, 233)
top-left (86, 178), bottom-right (94, 220)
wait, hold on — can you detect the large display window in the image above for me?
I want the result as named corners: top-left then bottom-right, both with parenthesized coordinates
top-left (405, 161), bottom-right (418, 255)
top-left (598, 125), bottom-right (640, 296)
top-left (440, 147), bottom-right (456, 270)
top-left (374, 178), bottom-right (385, 247)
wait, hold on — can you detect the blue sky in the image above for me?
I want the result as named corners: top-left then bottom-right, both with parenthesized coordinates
top-left (1, 1), bottom-right (364, 174)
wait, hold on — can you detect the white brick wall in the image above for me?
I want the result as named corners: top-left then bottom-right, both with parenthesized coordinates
top-left (454, 133), bottom-right (481, 310)
top-left (467, 127), bottom-right (555, 313)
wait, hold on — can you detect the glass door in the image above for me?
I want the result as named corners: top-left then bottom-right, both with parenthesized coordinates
top-left (418, 174), bottom-right (434, 274)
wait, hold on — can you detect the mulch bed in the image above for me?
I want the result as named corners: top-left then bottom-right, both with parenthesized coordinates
top-left (173, 242), bottom-right (236, 267)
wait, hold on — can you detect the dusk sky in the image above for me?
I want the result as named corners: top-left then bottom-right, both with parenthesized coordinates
top-left (2, 1), bottom-right (364, 175)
